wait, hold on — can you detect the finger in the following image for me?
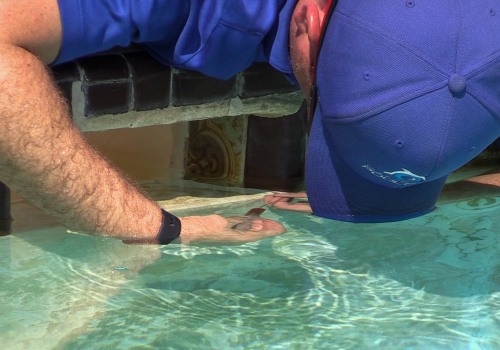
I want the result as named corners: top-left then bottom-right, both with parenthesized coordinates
top-left (263, 194), bottom-right (290, 206)
top-left (263, 194), bottom-right (288, 207)
top-left (272, 201), bottom-right (313, 213)
top-left (271, 192), bottom-right (308, 198)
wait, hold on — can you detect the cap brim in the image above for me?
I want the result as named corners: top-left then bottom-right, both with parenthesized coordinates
top-left (305, 110), bottom-right (447, 223)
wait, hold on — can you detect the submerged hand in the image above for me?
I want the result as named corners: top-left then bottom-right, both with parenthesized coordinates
top-left (178, 214), bottom-right (286, 244)
top-left (263, 192), bottom-right (313, 213)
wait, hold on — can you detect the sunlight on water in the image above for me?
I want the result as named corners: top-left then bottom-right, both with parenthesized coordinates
top-left (1, 197), bottom-right (499, 349)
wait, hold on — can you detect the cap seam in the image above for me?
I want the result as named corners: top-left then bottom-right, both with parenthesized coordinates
top-left (335, 10), bottom-right (450, 77)
top-left (464, 51), bottom-right (500, 77)
top-left (465, 53), bottom-right (500, 116)
top-left (451, 0), bottom-right (464, 74)
top-left (466, 85), bottom-right (500, 118)
top-left (320, 81), bottom-right (448, 124)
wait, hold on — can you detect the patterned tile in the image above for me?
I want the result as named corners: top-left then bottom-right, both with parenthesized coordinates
top-left (185, 116), bottom-right (247, 186)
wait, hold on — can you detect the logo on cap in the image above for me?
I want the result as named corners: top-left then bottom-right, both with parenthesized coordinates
top-left (362, 165), bottom-right (426, 187)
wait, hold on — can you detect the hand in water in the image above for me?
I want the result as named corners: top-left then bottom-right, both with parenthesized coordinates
top-left (178, 214), bottom-right (286, 244)
top-left (263, 192), bottom-right (313, 213)
top-left (123, 205), bottom-right (285, 245)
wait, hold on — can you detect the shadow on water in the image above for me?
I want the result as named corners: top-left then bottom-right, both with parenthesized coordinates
top-left (9, 202), bottom-right (313, 301)
top-left (5, 177), bottom-right (500, 349)
top-left (143, 242), bottom-right (312, 299)
top-left (280, 178), bottom-right (500, 298)
top-left (12, 231), bottom-right (317, 349)
top-left (11, 177), bottom-right (500, 301)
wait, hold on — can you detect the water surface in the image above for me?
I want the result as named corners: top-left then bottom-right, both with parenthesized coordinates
top-left (1, 193), bottom-right (499, 349)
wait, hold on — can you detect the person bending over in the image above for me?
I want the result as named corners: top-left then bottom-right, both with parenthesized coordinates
top-left (0, 0), bottom-right (497, 244)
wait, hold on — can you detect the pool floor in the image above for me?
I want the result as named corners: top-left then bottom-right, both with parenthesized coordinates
top-left (1, 172), bottom-right (500, 349)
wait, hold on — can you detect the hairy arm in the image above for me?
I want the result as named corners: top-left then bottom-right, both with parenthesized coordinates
top-left (0, 43), bottom-right (164, 239)
top-left (0, 0), bottom-right (285, 244)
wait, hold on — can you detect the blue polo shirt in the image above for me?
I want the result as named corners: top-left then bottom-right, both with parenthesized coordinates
top-left (54, 0), bottom-right (296, 81)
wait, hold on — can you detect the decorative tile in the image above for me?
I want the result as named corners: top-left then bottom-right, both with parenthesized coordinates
top-left (185, 116), bottom-right (247, 186)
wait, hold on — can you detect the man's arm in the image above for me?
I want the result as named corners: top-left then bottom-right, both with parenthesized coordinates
top-left (0, 0), bottom-right (283, 243)
top-left (0, 40), bottom-right (164, 240)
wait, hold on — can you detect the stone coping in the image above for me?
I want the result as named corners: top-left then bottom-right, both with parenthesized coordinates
top-left (140, 179), bottom-right (272, 212)
top-left (50, 50), bottom-right (304, 131)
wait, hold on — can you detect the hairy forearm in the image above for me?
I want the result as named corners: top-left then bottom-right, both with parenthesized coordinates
top-left (0, 44), bottom-right (162, 239)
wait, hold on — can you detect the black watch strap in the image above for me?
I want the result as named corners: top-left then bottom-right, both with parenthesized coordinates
top-left (157, 209), bottom-right (182, 244)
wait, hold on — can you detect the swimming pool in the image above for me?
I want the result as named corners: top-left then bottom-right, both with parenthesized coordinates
top-left (1, 176), bottom-right (499, 349)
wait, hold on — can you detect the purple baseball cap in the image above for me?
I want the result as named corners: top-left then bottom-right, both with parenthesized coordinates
top-left (306, 0), bottom-right (500, 222)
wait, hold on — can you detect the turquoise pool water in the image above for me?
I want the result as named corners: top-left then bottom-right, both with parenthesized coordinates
top-left (1, 193), bottom-right (499, 349)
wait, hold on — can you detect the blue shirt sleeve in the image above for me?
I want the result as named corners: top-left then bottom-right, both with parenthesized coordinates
top-left (54, 0), bottom-right (288, 80)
